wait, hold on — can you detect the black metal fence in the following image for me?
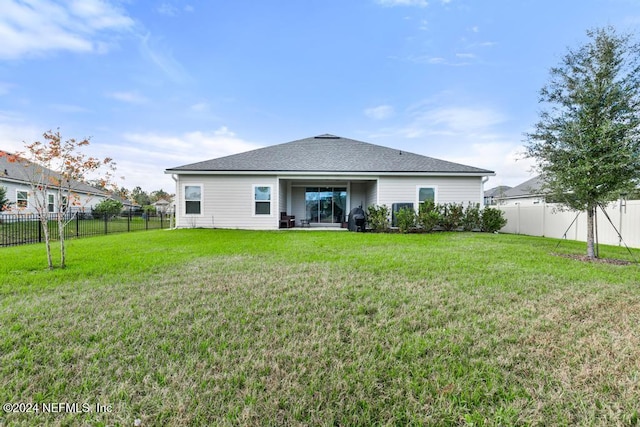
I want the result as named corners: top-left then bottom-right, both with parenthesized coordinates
top-left (0, 209), bottom-right (173, 247)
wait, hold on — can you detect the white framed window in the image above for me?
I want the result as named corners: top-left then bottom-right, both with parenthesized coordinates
top-left (417, 186), bottom-right (437, 206)
top-left (16, 190), bottom-right (28, 208)
top-left (184, 185), bottom-right (202, 215)
top-left (253, 185), bottom-right (272, 216)
top-left (47, 193), bottom-right (55, 213)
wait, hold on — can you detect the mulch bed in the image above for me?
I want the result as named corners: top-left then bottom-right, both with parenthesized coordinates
top-left (553, 253), bottom-right (637, 265)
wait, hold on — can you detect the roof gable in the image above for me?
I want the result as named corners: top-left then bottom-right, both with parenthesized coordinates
top-left (501, 176), bottom-right (545, 198)
top-left (166, 134), bottom-right (494, 175)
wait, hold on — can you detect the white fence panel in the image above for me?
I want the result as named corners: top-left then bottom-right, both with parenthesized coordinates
top-left (498, 200), bottom-right (640, 248)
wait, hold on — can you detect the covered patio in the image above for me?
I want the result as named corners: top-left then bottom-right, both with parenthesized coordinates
top-left (278, 178), bottom-right (377, 228)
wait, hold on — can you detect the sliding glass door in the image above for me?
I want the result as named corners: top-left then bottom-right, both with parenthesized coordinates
top-left (305, 187), bottom-right (347, 224)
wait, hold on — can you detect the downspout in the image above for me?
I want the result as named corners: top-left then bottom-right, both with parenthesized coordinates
top-left (481, 176), bottom-right (489, 206)
top-left (171, 174), bottom-right (178, 229)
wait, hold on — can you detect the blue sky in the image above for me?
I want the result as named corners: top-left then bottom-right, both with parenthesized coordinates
top-left (1, 0), bottom-right (639, 192)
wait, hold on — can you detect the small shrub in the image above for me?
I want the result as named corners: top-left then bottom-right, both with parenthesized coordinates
top-left (143, 205), bottom-right (157, 215)
top-left (462, 203), bottom-right (482, 231)
top-left (395, 207), bottom-right (417, 233)
top-left (367, 204), bottom-right (390, 232)
top-left (481, 207), bottom-right (507, 233)
top-left (418, 201), bottom-right (440, 232)
top-left (93, 199), bottom-right (123, 218)
top-left (439, 203), bottom-right (464, 231)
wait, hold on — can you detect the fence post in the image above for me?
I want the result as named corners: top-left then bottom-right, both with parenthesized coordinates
top-left (38, 215), bottom-right (42, 243)
top-left (75, 212), bottom-right (79, 237)
top-left (128, 208), bottom-right (131, 232)
top-left (104, 213), bottom-right (108, 235)
top-left (145, 212), bottom-right (149, 230)
top-left (160, 212), bottom-right (164, 229)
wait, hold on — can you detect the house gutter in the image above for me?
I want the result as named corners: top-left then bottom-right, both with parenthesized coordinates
top-left (482, 176), bottom-right (489, 206)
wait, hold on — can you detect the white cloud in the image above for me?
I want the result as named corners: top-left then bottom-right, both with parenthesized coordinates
top-left (138, 32), bottom-right (191, 84)
top-left (106, 91), bottom-right (148, 104)
top-left (405, 55), bottom-right (472, 66)
top-left (0, 0), bottom-right (134, 60)
top-left (103, 127), bottom-right (263, 191)
top-left (447, 143), bottom-right (535, 188)
top-left (376, 0), bottom-right (429, 7)
top-left (368, 102), bottom-right (532, 185)
top-left (402, 105), bottom-right (506, 138)
top-left (157, 3), bottom-right (179, 16)
top-left (190, 102), bottom-right (210, 112)
top-left (365, 105), bottom-right (395, 120)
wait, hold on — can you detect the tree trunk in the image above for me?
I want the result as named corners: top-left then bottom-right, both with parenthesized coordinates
top-left (586, 205), bottom-right (596, 259)
top-left (58, 212), bottom-right (66, 269)
top-left (40, 216), bottom-right (53, 270)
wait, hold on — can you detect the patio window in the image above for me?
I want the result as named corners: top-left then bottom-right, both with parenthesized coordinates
top-left (253, 185), bottom-right (272, 215)
top-left (184, 185), bottom-right (202, 215)
top-left (16, 190), bottom-right (28, 208)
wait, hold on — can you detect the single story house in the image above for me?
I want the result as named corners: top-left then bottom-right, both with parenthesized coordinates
top-left (1, 152), bottom-right (109, 215)
top-left (483, 185), bottom-right (512, 206)
top-left (494, 176), bottom-right (546, 206)
top-left (165, 134), bottom-right (495, 230)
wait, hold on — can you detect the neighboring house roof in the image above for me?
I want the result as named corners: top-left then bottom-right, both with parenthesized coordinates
top-left (484, 185), bottom-right (512, 198)
top-left (500, 176), bottom-right (545, 199)
top-left (166, 134), bottom-right (495, 175)
top-left (0, 152), bottom-right (108, 197)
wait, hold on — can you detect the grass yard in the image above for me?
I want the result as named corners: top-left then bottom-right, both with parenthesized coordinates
top-left (0, 230), bottom-right (639, 426)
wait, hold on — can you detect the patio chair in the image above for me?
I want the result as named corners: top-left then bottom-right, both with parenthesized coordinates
top-left (279, 212), bottom-right (295, 228)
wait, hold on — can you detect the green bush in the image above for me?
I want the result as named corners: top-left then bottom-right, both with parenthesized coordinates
top-left (366, 204), bottom-right (390, 232)
top-left (481, 207), bottom-right (507, 233)
top-left (93, 199), bottom-right (123, 217)
top-left (439, 203), bottom-right (464, 231)
top-left (462, 203), bottom-right (482, 231)
top-left (395, 207), bottom-right (417, 233)
top-left (418, 201), bottom-right (440, 232)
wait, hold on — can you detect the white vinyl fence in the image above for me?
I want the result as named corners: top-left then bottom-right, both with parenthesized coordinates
top-left (498, 200), bottom-right (640, 248)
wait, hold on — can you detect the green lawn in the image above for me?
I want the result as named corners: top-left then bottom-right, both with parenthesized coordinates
top-left (1, 230), bottom-right (639, 426)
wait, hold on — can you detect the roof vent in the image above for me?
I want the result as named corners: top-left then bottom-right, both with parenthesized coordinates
top-left (314, 134), bottom-right (340, 139)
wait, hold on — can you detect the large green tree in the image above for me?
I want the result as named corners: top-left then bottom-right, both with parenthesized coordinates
top-left (525, 27), bottom-right (640, 259)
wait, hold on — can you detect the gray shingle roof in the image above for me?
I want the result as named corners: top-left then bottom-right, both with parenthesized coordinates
top-left (166, 134), bottom-right (494, 174)
top-left (501, 175), bottom-right (545, 198)
top-left (0, 152), bottom-right (108, 196)
top-left (484, 185), bottom-right (512, 198)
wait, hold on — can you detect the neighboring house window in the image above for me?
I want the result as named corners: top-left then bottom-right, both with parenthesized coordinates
top-left (184, 185), bottom-right (202, 215)
top-left (253, 185), bottom-right (272, 215)
top-left (16, 190), bottom-right (28, 208)
top-left (47, 194), bottom-right (55, 213)
top-left (417, 187), bottom-right (436, 205)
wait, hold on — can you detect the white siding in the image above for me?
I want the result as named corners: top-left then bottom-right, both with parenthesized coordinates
top-left (176, 175), bottom-right (279, 229)
top-left (0, 179), bottom-right (105, 214)
top-left (173, 174), bottom-right (485, 230)
top-left (350, 183), bottom-right (367, 211)
top-left (291, 186), bottom-right (306, 225)
top-left (279, 179), bottom-right (287, 216)
top-left (365, 181), bottom-right (377, 208)
top-left (377, 176), bottom-right (483, 208)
